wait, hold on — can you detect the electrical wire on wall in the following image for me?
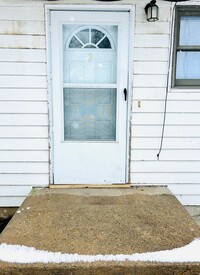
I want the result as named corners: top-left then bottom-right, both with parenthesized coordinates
top-left (157, 2), bottom-right (177, 160)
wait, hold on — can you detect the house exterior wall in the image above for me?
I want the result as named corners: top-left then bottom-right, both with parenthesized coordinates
top-left (0, 1), bottom-right (49, 206)
top-left (131, 0), bottom-right (200, 205)
top-left (0, 0), bottom-right (199, 206)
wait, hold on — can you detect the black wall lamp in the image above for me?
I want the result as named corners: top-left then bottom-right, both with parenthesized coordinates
top-left (145, 0), bottom-right (159, 22)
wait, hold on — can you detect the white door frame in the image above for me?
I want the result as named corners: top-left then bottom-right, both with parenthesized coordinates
top-left (45, 5), bottom-right (134, 184)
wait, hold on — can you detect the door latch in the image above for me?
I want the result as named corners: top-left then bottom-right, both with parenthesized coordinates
top-left (124, 88), bottom-right (127, 101)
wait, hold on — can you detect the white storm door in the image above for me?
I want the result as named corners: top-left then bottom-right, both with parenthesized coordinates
top-left (50, 10), bottom-right (130, 184)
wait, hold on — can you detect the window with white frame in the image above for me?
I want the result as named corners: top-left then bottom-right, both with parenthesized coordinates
top-left (173, 6), bottom-right (200, 87)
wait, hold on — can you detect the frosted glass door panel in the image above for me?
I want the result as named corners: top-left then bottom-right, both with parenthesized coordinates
top-left (63, 25), bottom-right (117, 84)
top-left (64, 89), bottom-right (116, 141)
top-left (63, 56), bottom-right (116, 84)
top-left (64, 88), bottom-right (116, 141)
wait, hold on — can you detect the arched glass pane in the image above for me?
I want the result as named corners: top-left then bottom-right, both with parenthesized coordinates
top-left (98, 37), bottom-right (111, 49)
top-left (76, 29), bottom-right (89, 44)
top-left (91, 29), bottom-right (105, 45)
top-left (69, 36), bottom-right (82, 48)
top-left (68, 28), bottom-right (112, 49)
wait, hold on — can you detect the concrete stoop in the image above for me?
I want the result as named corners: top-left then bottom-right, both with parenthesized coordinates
top-left (0, 262), bottom-right (200, 275)
top-left (0, 187), bottom-right (200, 274)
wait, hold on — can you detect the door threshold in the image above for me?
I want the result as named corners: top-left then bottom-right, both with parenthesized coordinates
top-left (49, 184), bottom-right (131, 189)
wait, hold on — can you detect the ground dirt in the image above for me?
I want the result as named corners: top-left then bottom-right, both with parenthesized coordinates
top-left (0, 217), bottom-right (12, 234)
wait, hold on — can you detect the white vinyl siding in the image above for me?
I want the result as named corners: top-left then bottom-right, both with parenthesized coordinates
top-left (0, 186), bottom-right (32, 207)
top-left (0, 1), bottom-right (48, 206)
top-left (131, 1), bottom-right (200, 205)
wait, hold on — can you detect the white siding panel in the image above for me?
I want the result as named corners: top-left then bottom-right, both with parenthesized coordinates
top-left (0, 126), bottom-right (48, 138)
top-left (0, 21), bottom-right (45, 35)
top-left (135, 34), bottom-right (169, 48)
top-left (0, 7), bottom-right (44, 21)
top-left (0, 114), bottom-right (48, 126)
top-left (0, 2), bottom-right (49, 207)
top-left (174, 195), bottom-right (200, 206)
top-left (0, 151), bottom-right (48, 161)
top-left (131, 162), bottom-right (200, 173)
top-left (0, 49), bottom-right (46, 62)
top-left (167, 92), bottom-right (200, 100)
top-left (133, 75), bottom-right (167, 88)
top-left (0, 35), bottom-right (45, 49)
top-left (131, 173), bottom-right (200, 184)
top-left (131, 137), bottom-right (200, 149)
top-left (135, 22), bottom-right (170, 34)
top-left (0, 174), bottom-right (49, 185)
top-left (0, 76), bottom-right (47, 88)
top-left (0, 102), bottom-right (48, 114)
top-left (131, 150), bottom-right (200, 161)
top-left (133, 88), bottom-right (166, 100)
top-left (168, 184), bottom-right (200, 196)
top-left (0, 89), bottom-right (47, 101)
top-left (132, 100), bottom-right (200, 113)
top-left (0, 185), bottom-right (32, 196)
top-left (132, 113), bottom-right (200, 125)
top-left (0, 62), bottom-right (46, 76)
top-left (134, 61), bottom-right (168, 75)
top-left (0, 1), bottom-right (43, 7)
top-left (0, 197), bottom-right (26, 207)
top-left (132, 88), bottom-right (200, 100)
top-left (134, 48), bottom-right (169, 61)
top-left (132, 125), bottom-right (200, 138)
top-left (0, 163), bottom-right (49, 173)
top-left (0, 139), bottom-right (48, 150)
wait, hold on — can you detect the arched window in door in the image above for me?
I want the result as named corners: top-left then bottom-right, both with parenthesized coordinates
top-left (66, 27), bottom-right (113, 49)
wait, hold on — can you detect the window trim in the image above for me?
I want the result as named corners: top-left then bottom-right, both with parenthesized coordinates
top-left (172, 6), bottom-right (200, 88)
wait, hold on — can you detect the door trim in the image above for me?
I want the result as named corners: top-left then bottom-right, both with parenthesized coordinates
top-left (46, 5), bottom-right (134, 184)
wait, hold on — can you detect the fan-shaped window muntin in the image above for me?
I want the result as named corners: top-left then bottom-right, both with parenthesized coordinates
top-left (66, 27), bottom-right (114, 49)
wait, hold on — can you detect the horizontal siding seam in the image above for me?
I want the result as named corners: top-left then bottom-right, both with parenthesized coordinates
top-left (0, 100), bottom-right (47, 102)
top-left (0, 150), bottom-right (49, 153)
top-left (0, 172), bottom-right (49, 177)
top-left (0, 161), bottom-right (49, 163)
top-left (131, 172), bottom-right (200, 174)
top-left (131, 149), bottom-right (200, 150)
top-left (131, 124), bottom-right (200, 126)
top-left (0, 138), bottom-right (48, 140)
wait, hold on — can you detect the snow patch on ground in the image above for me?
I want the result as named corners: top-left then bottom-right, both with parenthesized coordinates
top-left (0, 239), bottom-right (200, 264)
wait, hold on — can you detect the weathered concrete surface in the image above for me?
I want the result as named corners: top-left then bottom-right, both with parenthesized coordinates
top-left (185, 206), bottom-right (200, 227)
top-left (0, 187), bottom-right (200, 274)
top-left (0, 261), bottom-right (200, 275)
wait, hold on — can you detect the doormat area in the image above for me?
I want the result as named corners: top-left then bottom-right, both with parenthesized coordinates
top-left (0, 188), bottom-right (200, 256)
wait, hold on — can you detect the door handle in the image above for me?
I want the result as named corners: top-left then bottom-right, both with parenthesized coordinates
top-left (124, 88), bottom-right (127, 101)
